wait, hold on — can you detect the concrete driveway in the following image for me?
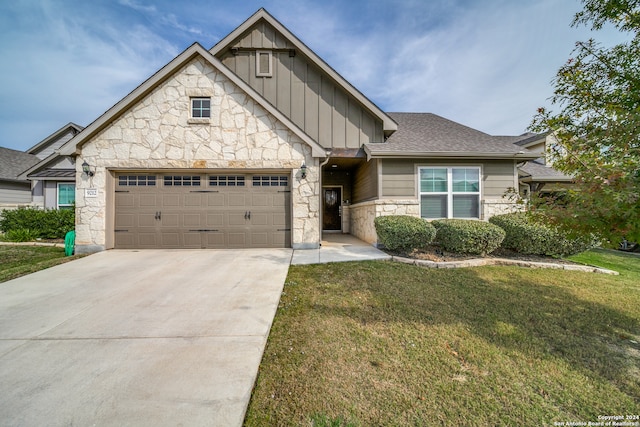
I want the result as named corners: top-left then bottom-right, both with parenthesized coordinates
top-left (0, 249), bottom-right (292, 426)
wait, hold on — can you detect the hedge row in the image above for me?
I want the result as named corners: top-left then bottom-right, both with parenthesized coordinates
top-left (374, 214), bottom-right (594, 257)
top-left (489, 212), bottom-right (596, 257)
top-left (374, 215), bottom-right (436, 253)
top-left (0, 207), bottom-right (75, 240)
top-left (432, 219), bottom-right (505, 256)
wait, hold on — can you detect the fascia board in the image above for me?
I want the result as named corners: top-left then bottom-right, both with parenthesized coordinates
top-left (210, 9), bottom-right (397, 134)
top-left (26, 123), bottom-right (83, 154)
top-left (363, 148), bottom-right (541, 161)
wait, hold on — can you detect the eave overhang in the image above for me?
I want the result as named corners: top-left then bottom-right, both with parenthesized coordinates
top-left (363, 146), bottom-right (542, 161)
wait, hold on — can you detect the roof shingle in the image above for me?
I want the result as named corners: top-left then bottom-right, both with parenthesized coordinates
top-left (0, 147), bottom-right (40, 182)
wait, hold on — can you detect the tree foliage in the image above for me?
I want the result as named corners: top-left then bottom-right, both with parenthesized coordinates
top-left (531, 0), bottom-right (640, 243)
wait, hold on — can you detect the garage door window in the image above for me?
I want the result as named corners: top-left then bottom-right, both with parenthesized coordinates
top-left (209, 176), bottom-right (245, 187)
top-left (164, 176), bottom-right (201, 186)
top-left (252, 176), bottom-right (288, 187)
top-left (118, 175), bottom-right (156, 186)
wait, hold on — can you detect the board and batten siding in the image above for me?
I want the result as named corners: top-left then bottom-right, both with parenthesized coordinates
top-left (352, 159), bottom-right (379, 204)
top-left (218, 20), bottom-right (384, 150)
top-left (380, 159), bottom-right (517, 198)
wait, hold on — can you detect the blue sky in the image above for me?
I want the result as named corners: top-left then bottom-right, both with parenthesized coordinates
top-left (0, 0), bottom-right (628, 152)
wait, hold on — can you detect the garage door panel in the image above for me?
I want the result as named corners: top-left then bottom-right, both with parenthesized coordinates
top-left (206, 194), bottom-right (225, 207)
top-left (139, 233), bottom-right (158, 247)
top-left (139, 194), bottom-right (158, 207)
top-left (183, 213), bottom-right (201, 227)
top-left (162, 194), bottom-right (181, 207)
top-left (183, 233), bottom-right (203, 247)
top-left (115, 173), bottom-right (291, 249)
top-left (115, 213), bottom-right (135, 228)
top-left (161, 213), bottom-right (180, 227)
top-left (161, 232), bottom-right (180, 247)
top-left (204, 232), bottom-right (225, 247)
top-left (250, 213), bottom-right (268, 226)
top-left (138, 213), bottom-right (157, 228)
top-left (228, 212), bottom-right (246, 226)
top-left (228, 231), bottom-right (248, 247)
top-left (228, 194), bottom-right (247, 206)
top-left (184, 194), bottom-right (203, 207)
top-left (206, 213), bottom-right (224, 227)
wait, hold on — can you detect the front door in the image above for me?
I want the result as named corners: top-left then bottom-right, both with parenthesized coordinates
top-left (322, 187), bottom-right (341, 231)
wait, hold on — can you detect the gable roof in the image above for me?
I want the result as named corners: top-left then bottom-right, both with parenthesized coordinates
top-left (0, 147), bottom-right (40, 182)
top-left (364, 113), bottom-right (540, 159)
top-left (27, 122), bottom-right (84, 156)
top-left (210, 8), bottom-right (397, 136)
top-left (59, 43), bottom-right (327, 158)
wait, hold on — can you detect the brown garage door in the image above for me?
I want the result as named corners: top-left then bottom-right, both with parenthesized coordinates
top-left (114, 173), bottom-right (291, 249)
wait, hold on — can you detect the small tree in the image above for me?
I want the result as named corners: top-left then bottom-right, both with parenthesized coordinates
top-left (531, 0), bottom-right (640, 243)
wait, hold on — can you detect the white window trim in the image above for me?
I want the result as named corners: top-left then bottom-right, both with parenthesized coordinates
top-left (418, 166), bottom-right (482, 219)
top-left (256, 50), bottom-right (273, 77)
top-left (190, 97), bottom-right (211, 120)
top-left (57, 182), bottom-right (75, 209)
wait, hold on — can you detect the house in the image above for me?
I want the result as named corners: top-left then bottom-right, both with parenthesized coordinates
top-left (0, 147), bottom-right (39, 209)
top-left (55, 8), bottom-right (543, 253)
top-left (18, 123), bottom-right (84, 210)
top-left (514, 132), bottom-right (574, 195)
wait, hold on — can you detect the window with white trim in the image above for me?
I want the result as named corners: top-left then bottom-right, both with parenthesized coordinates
top-left (191, 97), bottom-right (210, 118)
top-left (57, 183), bottom-right (75, 210)
top-left (419, 167), bottom-right (480, 219)
top-left (256, 50), bottom-right (272, 77)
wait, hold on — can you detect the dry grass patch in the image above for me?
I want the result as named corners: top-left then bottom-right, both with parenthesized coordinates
top-left (245, 252), bottom-right (639, 426)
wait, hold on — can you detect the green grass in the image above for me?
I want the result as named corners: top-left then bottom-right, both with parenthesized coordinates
top-left (0, 245), bottom-right (84, 283)
top-left (245, 250), bottom-right (640, 426)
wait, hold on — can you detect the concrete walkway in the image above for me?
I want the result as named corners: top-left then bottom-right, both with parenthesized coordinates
top-left (0, 249), bottom-right (291, 427)
top-left (291, 233), bottom-right (390, 265)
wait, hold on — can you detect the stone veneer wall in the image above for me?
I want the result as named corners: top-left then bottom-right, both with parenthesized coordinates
top-left (350, 198), bottom-right (521, 246)
top-left (349, 200), bottom-right (420, 246)
top-left (482, 198), bottom-right (524, 218)
top-left (75, 57), bottom-right (320, 253)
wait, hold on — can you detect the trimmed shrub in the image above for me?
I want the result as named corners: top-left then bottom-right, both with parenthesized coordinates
top-left (0, 207), bottom-right (75, 239)
top-left (374, 215), bottom-right (436, 253)
top-left (489, 212), bottom-right (595, 257)
top-left (432, 219), bottom-right (505, 255)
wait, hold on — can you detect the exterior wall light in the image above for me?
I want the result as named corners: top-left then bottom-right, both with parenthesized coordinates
top-left (300, 163), bottom-right (307, 179)
top-left (82, 161), bottom-right (94, 177)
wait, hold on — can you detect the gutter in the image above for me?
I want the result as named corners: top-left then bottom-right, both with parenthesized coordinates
top-left (363, 146), bottom-right (541, 161)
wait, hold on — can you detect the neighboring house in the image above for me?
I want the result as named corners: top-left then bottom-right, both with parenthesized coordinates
top-left (19, 123), bottom-right (84, 209)
top-left (0, 147), bottom-right (40, 209)
top-left (514, 132), bottom-right (574, 194)
top-left (56, 8), bottom-right (542, 253)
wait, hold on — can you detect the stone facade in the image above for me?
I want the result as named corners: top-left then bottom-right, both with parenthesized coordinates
top-left (482, 198), bottom-right (524, 218)
top-left (75, 57), bottom-right (320, 252)
top-left (349, 200), bottom-right (419, 245)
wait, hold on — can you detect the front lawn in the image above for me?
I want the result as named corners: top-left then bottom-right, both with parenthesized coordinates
top-left (0, 245), bottom-right (84, 283)
top-left (245, 250), bottom-right (640, 426)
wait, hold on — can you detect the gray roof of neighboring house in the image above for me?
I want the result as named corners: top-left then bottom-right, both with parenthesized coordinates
top-left (519, 159), bottom-right (573, 181)
top-left (0, 147), bottom-right (40, 182)
top-left (363, 113), bottom-right (539, 159)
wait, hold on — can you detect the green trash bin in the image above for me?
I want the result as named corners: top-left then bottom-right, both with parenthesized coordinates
top-left (64, 230), bottom-right (75, 256)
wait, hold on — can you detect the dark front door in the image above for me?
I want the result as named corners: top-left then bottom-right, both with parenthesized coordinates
top-left (322, 187), bottom-right (341, 231)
